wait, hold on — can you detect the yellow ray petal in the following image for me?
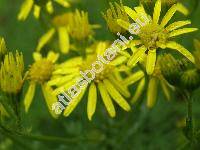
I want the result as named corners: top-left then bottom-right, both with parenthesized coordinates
top-left (33, 5), bottom-right (41, 19)
top-left (123, 70), bottom-right (144, 86)
top-left (117, 65), bottom-right (131, 72)
top-left (161, 4), bottom-right (177, 27)
top-left (96, 42), bottom-right (108, 55)
top-left (147, 77), bottom-right (158, 108)
top-left (55, 0), bottom-right (70, 8)
top-left (98, 82), bottom-right (116, 117)
top-left (42, 84), bottom-right (59, 118)
top-left (166, 41), bottom-right (195, 63)
top-left (117, 19), bottom-right (131, 31)
top-left (47, 74), bottom-right (77, 86)
top-left (169, 28), bottom-right (198, 38)
top-left (129, 40), bottom-right (141, 48)
top-left (124, 6), bottom-right (138, 22)
top-left (110, 56), bottom-right (127, 66)
top-left (108, 75), bottom-right (131, 98)
top-left (165, 20), bottom-right (191, 32)
top-left (177, 3), bottom-right (189, 16)
top-left (46, 1), bottom-right (54, 14)
top-left (36, 28), bottom-right (55, 52)
top-left (131, 78), bottom-right (145, 104)
top-left (118, 51), bottom-right (131, 58)
top-left (53, 68), bottom-right (79, 75)
top-left (56, 57), bottom-right (82, 68)
top-left (113, 71), bottom-right (123, 81)
top-left (18, 0), bottom-right (34, 21)
top-left (134, 5), bottom-right (147, 17)
top-left (153, 0), bottom-right (161, 24)
top-left (63, 87), bottom-right (86, 117)
top-left (87, 83), bottom-right (97, 121)
top-left (33, 52), bottom-right (42, 61)
top-left (47, 51), bottom-right (59, 63)
top-left (127, 46), bottom-right (146, 67)
top-left (24, 82), bottom-right (36, 112)
top-left (160, 78), bottom-right (171, 101)
top-left (103, 79), bottom-right (131, 111)
top-left (53, 79), bottom-right (77, 95)
top-left (58, 27), bottom-right (70, 54)
top-left (146, 49), bottom-right (156, 75)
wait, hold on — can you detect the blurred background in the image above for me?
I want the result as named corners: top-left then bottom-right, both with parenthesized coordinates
top-left (0, 0), bottom-right (200, 149)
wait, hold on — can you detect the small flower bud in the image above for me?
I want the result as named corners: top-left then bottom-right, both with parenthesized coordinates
top-left (0, 37), bottom-right (7, 63)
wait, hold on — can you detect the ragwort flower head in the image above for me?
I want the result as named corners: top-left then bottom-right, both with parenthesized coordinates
top-left (102, 0), bottom-right (129, 34)
top-left (160, 54), bottom-right (200, 91)
top-left (18, 0), bottom-right (70, 21)
top-left (36, 10), bottom-right (98, 54)
top-left (24, 51), bottom-right (59, 118)
top-left (36, 12), bottom-right (72, 54)
top-left (67, 9), bottom-right (99, 41)
top-left (123, 56), bottom-right (173, 108)
top-left (117, 0), bottom-right (197, 75)
top-left (0, 51), bottom-right (24, 94)
top-left (49, 41), bottom-right (131, 120)
top-left (159, 53), bottom-right (184, 86)
top-left (181, 69), bottom-right (200, 91)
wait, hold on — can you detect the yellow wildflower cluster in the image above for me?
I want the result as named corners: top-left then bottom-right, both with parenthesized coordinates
top-left (4, 0), bottom-right (197, 120)
top-left (36, 10), bottom-right (99, 54)
top-left (117, 0), bottom-right (197, 75)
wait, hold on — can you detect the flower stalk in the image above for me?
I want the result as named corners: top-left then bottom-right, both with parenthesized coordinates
top-left (186, 93), bottom-right (193, 141)
top-left (184, 90), bottom-right (194, 144)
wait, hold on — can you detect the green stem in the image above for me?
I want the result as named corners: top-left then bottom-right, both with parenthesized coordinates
top-left (17, 134), bottom-right (81, 144)
top-left (0, 124), bottom-right (99, 145)
top-left (185, 91), bottom-right (194, 143)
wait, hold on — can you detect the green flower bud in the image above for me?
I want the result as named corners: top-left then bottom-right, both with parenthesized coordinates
top-left (159, 54), bottom-right (183, 86)
top-left (160, 53), bottom-right (200, 91)
top-left (181, 69), bottom-right (200, 91)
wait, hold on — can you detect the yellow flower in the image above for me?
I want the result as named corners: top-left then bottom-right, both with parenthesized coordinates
top-left (36, 10), bottom-right (99, 54)
top-left (124, 58), bottom-right (174, 108)
top-left (49, 41), bottom-right (131, 120)
top-left (102, 0), bottom-right (129, 34)
top-left (36, 13), bottom-right (71, 54)
top-left (117, 0), bottom-right (197, 75)
top-left (24, 51), bottom-right (59, 118)
top-left (0, 51), bottom-right (24, 94)
top-left (18, 0), bottom-right (70, 21)
top-left (67, 9), bottom-right (99, 41)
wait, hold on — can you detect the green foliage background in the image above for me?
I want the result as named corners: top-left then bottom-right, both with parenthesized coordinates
top-left (0, 0), bottom-right (200, 149)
